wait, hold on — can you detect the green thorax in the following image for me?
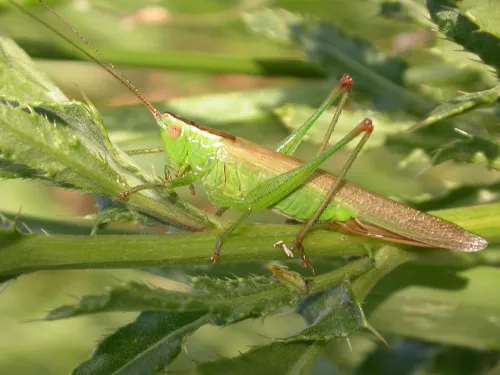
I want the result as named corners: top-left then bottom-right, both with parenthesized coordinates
top-left (158, 113), bottom-right (354, 223)
top-left (158, 112), bottom-right (228, 175)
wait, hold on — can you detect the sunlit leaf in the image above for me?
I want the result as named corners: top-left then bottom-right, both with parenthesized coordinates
top-left (364, 1), bottom-right (496, 86)
top-left (427, 0), bottom-right (500, 73)
top-left (455, 0), bottom-right (500, 39)
top-left (0, 100), bottom-right (120, 193)
top-left (0, 36), bottom-right (211, 231)
top-left (0, 36), bottom-right (67, 102)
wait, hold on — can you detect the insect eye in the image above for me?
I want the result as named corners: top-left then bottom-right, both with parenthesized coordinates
top-left (168, 124), bottom-right (182, 139)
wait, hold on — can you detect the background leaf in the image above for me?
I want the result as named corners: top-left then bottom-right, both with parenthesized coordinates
top-left (198, 342), bottom-right (325, 375)
top-left (430, 133), bottom-right (500, 170)
top-left (276, 104), bottom-right (412, 152)
top-left (1, 1), bottom-right (499, 374)
top-left (244, 8), bottom-right (433, 115)
top-left (365, 263), bottom-right (500, 350)
top-left (426, 0), bottom-right (500, 73)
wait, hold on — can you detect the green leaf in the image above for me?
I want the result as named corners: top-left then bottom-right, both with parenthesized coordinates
top-left (72, 311), bottom-right (209, 375)
top-left (0, 35), bottom-right (67, 102)
top-left (410, 85), bottom-right (500, 130)
top-left (0, 100), bottom-right (121, 192)
top-left (44, 276), bottom-right (303, 324)
top-left (431, 133), bottom-right (500, 170)
top-left (244, 8), bottom-right (434, 115)
top-left (365, 1), bottom-right (496, 85)
top-left (197, 342), bottom-right (325, 375)
top-left (427, 0), bottom-right (500, 73)
top-left (275, 94), bottom-right (498, 172)
top-left (0, 100), bottom-right (209, 230)
top-left (285, 279), bottom-right (367, 341)
top-left (244, 8), bottom-right (496, 169)
top-left (0, 36), bottom-right (212, 231)
top-left (455, 0), bottom-right (500, 39)
top-left (365, 263), bottom-right (500, 349)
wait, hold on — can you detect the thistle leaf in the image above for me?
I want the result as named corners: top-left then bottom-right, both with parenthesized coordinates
top-left (455, 0), bottom-right (500, 39)
top-left (72, 311), bottom-right (209, 375)
top-left (285, 279), bottom-right (368, 341)
top-left (427, 0), bottom-right (500, 73)
top-left (44, 277), bottom-right (303, 324)
top-left (410, 85), bottom-right (500, 130)
top-left (0, 36), bottom-right (67, 102)
top-left (0, 36), bottom-right (211, 231)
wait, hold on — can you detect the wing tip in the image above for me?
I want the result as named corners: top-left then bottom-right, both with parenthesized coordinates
top-left (459, 233), bottom-right (488, 252)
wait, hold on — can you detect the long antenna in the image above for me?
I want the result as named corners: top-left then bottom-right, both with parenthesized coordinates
top-left (9, 0), bottom-right (162, 119)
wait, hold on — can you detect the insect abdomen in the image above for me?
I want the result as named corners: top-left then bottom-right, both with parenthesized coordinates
top-left (272, 185), bottom-right (355, 222)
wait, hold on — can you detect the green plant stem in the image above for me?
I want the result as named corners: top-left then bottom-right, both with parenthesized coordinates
top-left (309, 257), bottom-right (374, 293)
top-left (352, 245), bottom-right (419, 301)
top-left (0, 225), bottom-right (378, 276)
top-left (16, 39), bottom-right (326, 78)
top-left (1, 202), bottom-right (498, 277)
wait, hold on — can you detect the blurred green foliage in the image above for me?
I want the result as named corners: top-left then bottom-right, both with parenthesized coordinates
top-left (0, 0), bottom-right (500, 374)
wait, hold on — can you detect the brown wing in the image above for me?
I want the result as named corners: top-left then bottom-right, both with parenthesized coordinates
top-left (224, 137), bottom-right (487, 252)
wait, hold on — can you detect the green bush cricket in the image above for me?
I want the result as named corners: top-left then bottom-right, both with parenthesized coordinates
top-left (14, 0), bottom-right (488, 274)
